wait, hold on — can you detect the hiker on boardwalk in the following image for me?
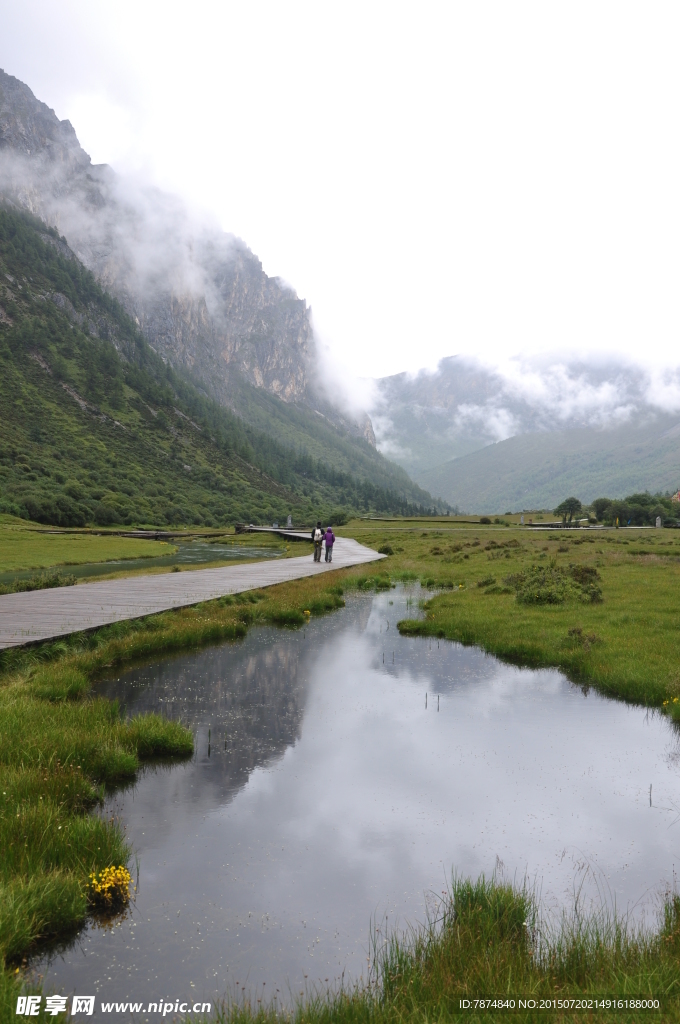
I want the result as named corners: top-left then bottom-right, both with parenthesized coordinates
top-left (324, 525), bottom-right (335, 562)
top-left (312, 521), bottom-right (324, 562)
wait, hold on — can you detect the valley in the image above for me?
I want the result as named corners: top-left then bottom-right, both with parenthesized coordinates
top-left (373, 357), bottom-right (680, 511)
top-left (2, 58), bottom-right (680, 1024)
top-left (3, 518), bottom-right (680, 1021)
top-left (0, 206), bottom-right (439, 528)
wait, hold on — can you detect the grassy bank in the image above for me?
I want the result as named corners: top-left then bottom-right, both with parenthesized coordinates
top-left (4, 519), bottom-right (680, 1019)
top-left (0, 690), bottom-right (191, 1018)
top-left (341, 520), bottom-right (680, 716)
top-left (0, 522), bottom-right (298, 589)
top-left (213, 876), bottom-right (680, 1023)
top-left (0, 632), bottom-right (195, 1015)
top-left (0, 517), bottom-right (175, 573)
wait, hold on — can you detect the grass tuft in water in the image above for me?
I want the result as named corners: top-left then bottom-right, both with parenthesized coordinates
top-left (209, 876), bottom-right (680, 1023)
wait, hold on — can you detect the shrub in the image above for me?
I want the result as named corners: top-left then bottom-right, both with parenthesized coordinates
top-left (505, 564), bottom-right (603, 605)
top-left (93, 502), bottom-right (121, 526)
top-left (477, 576), bottom-right (496, 588)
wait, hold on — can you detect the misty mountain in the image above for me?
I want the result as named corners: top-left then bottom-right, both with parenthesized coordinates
top-left (0, 204), bottom-right (435, 526)
top-left (0, 70), bottom-right (376, 439)
top-left (372, 356), bottom-right (680, 510)
top-left (0, 69), bottom-right (441, 514)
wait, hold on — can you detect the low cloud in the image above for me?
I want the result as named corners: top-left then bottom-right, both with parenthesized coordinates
top-left (454, 403), bottom-right (518, 442)
top-left (487, 356), bottom-right (650, 429)
top-left (366, 352), bottom-right (680, 468)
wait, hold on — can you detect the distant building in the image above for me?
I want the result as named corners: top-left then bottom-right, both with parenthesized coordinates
top-left (672, 491), bottom-right (680, 503)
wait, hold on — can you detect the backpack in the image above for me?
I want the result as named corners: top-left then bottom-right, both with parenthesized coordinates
top-left (313, 528), bottom-right (322, 542)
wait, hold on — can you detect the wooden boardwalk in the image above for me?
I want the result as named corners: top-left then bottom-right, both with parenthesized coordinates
top-left (0, 538), bottom-right (385, 649)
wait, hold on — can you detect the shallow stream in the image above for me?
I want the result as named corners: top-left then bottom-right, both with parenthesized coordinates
top-left (33, 587), bottom-right (680, 1011)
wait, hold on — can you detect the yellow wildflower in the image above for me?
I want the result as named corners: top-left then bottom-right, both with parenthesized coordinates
top-left (88, 865), bottom-right (132, 908)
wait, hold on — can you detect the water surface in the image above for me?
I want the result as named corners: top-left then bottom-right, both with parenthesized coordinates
top-left (35, 587), bottom-right (680, 1010)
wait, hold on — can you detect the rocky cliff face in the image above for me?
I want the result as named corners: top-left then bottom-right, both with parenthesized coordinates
top-left (0, 69), bottom-right (372, 441)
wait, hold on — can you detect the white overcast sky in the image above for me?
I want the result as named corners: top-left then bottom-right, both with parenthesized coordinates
top-left (2, 1), bottom-right (680, 379)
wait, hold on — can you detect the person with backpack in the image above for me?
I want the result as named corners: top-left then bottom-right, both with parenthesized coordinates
top-left (324, 525), bottom-right (335, 562)
top-left (312, 521), bottom-right (323, 562)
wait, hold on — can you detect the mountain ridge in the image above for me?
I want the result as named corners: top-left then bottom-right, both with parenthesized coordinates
top-left (418, 415), bottom-right (680, 513)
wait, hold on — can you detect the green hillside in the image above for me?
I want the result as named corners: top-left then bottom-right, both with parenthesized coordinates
top-left (420, 418), bottom-right (680, 513)
top-left (0, 206), bottom-right (438, 528)
top-left (197, 364), bottom-right (430, 501)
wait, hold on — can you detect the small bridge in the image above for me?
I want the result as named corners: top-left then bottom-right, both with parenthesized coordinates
top-left (234, 524), bottom-right (314, 541)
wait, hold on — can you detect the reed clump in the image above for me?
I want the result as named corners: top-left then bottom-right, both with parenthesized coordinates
top-left (211, 877), bottom-right (680, 1023)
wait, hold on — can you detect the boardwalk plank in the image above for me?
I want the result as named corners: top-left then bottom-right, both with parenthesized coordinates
top-left (0, 538), bottom-right (385, 649)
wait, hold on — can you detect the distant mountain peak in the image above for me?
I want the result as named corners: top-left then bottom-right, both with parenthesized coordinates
top-left (0, 69), bottom-right (90, 171)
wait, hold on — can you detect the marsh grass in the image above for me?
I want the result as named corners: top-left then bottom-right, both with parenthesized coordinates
top-left (0, 619), bottom-right (202, 997)
top-left (0, 523), bottom-right (173, 574)
top-left (0, 570), bottom-right (77, 596)
top-left (208, 876), bottom-right (680, 1023)
top-left (6, 520), bottom-right (680, 1017)
top-left (0, 676), bottom-right (190, 975)
top-left (340, 520), bottom-right (680, 715)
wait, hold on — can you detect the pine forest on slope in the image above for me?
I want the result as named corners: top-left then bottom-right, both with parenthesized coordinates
top-left (0, 207), bottom-right (439, 527)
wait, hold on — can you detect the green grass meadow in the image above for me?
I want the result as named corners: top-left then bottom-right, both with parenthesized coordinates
top-left (0, 518), bottom-right (174, 573)
top-left (344, 520), bottom-right (680, 714)
top-left (3, 520), bottom-right (680, 1020)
